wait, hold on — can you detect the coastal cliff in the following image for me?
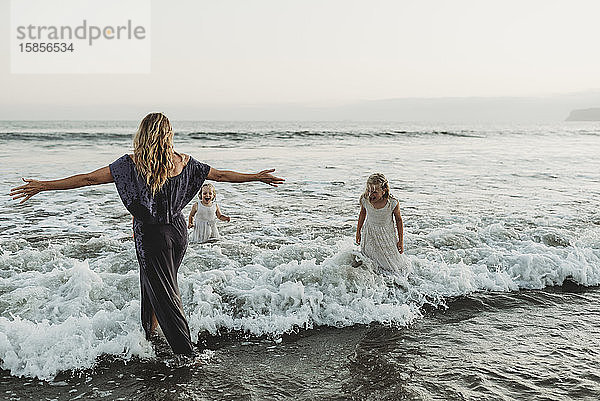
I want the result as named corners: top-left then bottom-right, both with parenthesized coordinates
top-left (566, 108), bottom-right (600, 121)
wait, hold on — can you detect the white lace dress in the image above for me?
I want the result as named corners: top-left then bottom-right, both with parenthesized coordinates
top-left (360, 196), bottom-right (406, 273)
top-left (190, 202), bottom-right (220, 243)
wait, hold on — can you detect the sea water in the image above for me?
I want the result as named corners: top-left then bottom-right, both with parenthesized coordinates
top-left (0, 121), bottom-right (599, 400)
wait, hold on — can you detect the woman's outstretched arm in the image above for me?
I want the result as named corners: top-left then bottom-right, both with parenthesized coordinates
top-left (207, 168), bottom-right (284, 187)
top-left (10, 166), bottom-right (113, 204)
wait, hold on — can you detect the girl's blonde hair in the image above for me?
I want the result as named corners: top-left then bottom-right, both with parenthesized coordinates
top-left (361, 173), bottom-right (392, 201)
top-left (200, 183), bottom-right (216, 201)
top-left (133, 112), bottom-right (175, 195)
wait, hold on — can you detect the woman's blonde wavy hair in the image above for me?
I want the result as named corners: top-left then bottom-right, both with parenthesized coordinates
top-left (133, 112), bottom-right (175, 195)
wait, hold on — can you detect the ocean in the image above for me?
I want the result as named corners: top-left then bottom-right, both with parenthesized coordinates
top-left (1, 120), bottom-right (599, 400)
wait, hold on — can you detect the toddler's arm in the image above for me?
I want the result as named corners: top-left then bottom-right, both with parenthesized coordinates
top-left (356, 204), bottom-right (366, 244)
top-left (393, 203), bottom-right (404, 253)
top-left (216, 204), bottom-right (230, 222)
top-left (188, 202), bottom-right (198, 228)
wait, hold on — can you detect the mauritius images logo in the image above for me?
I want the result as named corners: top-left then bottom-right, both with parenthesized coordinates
top-left (10, 0), bottom-right (151, 74)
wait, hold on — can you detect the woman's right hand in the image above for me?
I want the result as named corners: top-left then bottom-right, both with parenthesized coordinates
top-left (355, 234), bottom-right (361, 245)
top-left (10, 178), bottom-right (45, 204)
top-left (256, 169), bottom-right (285, 187)
top-left (207, 167), bottom-right (285, 186)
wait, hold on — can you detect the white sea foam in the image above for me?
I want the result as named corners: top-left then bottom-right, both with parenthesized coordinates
top-left (2, 226), bottom-right (599, 380)
top-left (183, 240), bottom-right (421, 340)
top-left (0, 248), bottom-right (153, 380)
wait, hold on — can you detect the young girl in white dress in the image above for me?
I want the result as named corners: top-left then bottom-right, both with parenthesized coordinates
top-left (188, 183), bottom-right (230, 243)
top-left (355, 173), bottom-right (406, 274)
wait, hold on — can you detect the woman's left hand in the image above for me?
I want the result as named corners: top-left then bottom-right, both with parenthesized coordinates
top-left (256, 169), bottom-right (285, 187)
top-left (10, 178), bottom-right (45, 204)
top-left (397, 241), bottom-right (404, 254)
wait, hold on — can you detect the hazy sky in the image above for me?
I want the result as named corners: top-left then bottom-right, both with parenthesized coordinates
top-left (3, 0), bottom-right (600, 119)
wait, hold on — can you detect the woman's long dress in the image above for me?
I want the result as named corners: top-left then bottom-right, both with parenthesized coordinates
top-left (109, 154), bottom-right (210, 355)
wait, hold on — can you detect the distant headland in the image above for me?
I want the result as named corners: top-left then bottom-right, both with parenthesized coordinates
top-left (566, 108), bottom-right (600, 121)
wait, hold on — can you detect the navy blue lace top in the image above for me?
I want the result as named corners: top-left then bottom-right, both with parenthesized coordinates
top-left (109, 154), bottom-right (210, 225)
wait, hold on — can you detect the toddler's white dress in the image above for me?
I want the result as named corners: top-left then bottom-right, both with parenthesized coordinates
top-left (190, 202), bottom-right (220, 243)
top-left (360, 196), bottom-right (406, 273)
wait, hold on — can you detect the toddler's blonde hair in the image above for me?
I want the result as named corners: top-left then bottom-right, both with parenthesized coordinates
top-left (199, 183), bottom-right (216, 201)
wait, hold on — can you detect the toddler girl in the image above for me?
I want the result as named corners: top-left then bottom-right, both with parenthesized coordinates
top-left (188, 183), bottom-right (230, 243)
top-left (355, 173), bottom-right (405, 273)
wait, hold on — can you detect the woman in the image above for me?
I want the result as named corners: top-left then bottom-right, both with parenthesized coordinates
top-left (10, 112), bottom-right (284, 356)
